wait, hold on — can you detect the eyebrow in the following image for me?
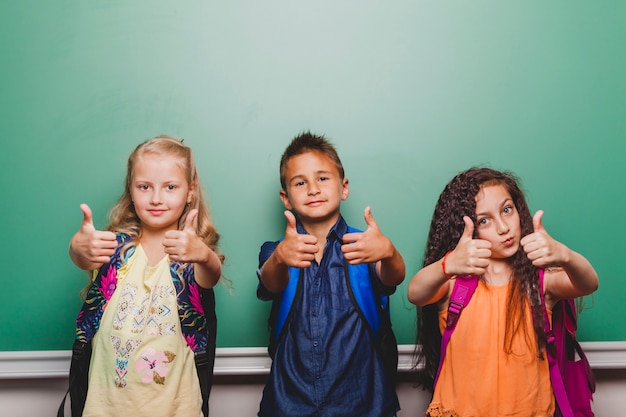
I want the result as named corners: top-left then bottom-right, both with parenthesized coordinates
top-left (288, 170), bottom-right (334, 183)
top-left (476, 198), bottom-right (514, 217)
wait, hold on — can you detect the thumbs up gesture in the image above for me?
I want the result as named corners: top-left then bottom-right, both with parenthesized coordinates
top-left (274, 210), bottom-right (319, 268)
top-left (163, 209), bottom-right (210, 263)
top-left (341, 206), bottom-right (393, 264)
top-left (69, 204), bottom-right (117, 269)
top-left (521, 210), bottom-right (565, 267)
top-left (444, 216), bottom-right (492, 277)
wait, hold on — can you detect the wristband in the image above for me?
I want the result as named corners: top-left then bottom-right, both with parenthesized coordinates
top-left (442, 250), bottom-right (454, 280)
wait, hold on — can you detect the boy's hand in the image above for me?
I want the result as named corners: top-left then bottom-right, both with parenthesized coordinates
top-left (275, 210), bottom-right (318, 268)
top-left (521, 210), bottom-right (567, 267)
top-left (70, 203), bottom-right (117, 266)
top-left (445, 216), bottom-right (491, 277)
top-left (164, 209), bottom-right (211, 263)
top-left (341, 206), bottom-right (393, 264)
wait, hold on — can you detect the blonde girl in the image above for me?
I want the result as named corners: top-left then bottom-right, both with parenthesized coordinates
top-left (64, 136), bottom-right (223, 417)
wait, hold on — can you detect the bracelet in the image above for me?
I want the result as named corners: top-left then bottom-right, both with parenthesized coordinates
top-left (441, 250), bottom-right (454, 280)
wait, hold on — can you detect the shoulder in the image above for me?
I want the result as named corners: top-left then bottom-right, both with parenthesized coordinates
top-left (259, 240), bottom-right (279, 266)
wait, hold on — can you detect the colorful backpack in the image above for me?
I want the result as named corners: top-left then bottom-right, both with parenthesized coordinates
top-left (267, 227), bottom-right (398, 381)
top-left (57, 234), bottom-right (217, 417)
top-left (437, 270), bottom-right (595, 417)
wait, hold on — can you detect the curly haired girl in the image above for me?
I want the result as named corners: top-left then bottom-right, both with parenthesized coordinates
top-left (408, 167), bottom-right (598, 417)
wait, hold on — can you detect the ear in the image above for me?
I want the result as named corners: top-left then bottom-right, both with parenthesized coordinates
top-left (279, 189), bottom-right (293, 211)
top-left (341, 178), bottom-right (350, 201)
top-left (186, 182), bottom-right (196, 204)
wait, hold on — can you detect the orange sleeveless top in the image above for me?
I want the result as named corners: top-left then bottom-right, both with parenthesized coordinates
top-left (426, 281), bottom-right (555, 417)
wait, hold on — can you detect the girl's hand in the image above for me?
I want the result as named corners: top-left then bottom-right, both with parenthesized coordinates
top-left (521, 210), bottom-right (567, 267)
top-left (445, 216), bottom-right (492, 277)
top-left (163, 209), bottom-right (212, 264)
top-left (69, 204), bottom-right (117, 269)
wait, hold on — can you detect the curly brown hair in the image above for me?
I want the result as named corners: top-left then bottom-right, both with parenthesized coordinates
top-left (415, 167), bottom-right (545, 392)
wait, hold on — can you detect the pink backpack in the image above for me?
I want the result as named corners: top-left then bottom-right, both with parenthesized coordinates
top-left (436, 270), bottom-right (595, 417)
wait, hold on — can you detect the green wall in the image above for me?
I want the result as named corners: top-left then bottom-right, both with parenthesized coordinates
top-left (1, 1), bottom-right (624, 351)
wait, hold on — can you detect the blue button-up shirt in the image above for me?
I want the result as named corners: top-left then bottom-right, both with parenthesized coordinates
top-left (257, 215), bottom-right (400, 417)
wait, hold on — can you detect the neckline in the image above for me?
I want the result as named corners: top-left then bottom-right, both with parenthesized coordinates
top-left (136, 243), bottom-right (169, 268)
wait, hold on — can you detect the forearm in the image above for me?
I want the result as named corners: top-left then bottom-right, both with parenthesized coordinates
top-left (193, 247), bottom-right (222, 289)
top-left (407, 260), bottom-right (450, 307)
top-left (559, 246), bottom-right (599, 295)
top-left (259, 251), bottom-right (290, 294)
top-left (377, 246), bottom-right (406, 287)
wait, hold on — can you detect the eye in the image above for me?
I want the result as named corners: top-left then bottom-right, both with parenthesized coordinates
top-left (138, 184), bottom-right (150, 191)
top-left (319, 176), bottom-right (329, 182)
top-left (477, 217), bottom-right (489, 226)
top-left (167, 184), bottom-right (177, 191)
top-left (503, 205), bottom-right (514, 215)
top-left (294, 180), bottom-right (305, 187)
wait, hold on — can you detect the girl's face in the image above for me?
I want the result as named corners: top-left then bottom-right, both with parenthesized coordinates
top-left (474, 183), bottom-right (521, 259)
top-left (130, 153), bottom-right (193, 234)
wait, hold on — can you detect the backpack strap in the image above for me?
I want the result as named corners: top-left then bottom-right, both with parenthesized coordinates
top-left (539, 269), bottom-right (576, 417)
top-left (343, 225), bottom-right (390, 341)
top-left (344, 260), bottom-right (398, 382)
top-left (345, 262), bottom-right (383, 339)
top-left (434, 275), bottom-right (479, 390)
top-left (272, 266), bottom-right (302, 345)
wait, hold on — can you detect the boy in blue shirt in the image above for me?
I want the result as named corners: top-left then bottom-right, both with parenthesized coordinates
top-left (257, 132), bottom-right (405, 417)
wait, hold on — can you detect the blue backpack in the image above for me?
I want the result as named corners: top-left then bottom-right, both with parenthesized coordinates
top-left (267, 227), bottom-right (398, 380)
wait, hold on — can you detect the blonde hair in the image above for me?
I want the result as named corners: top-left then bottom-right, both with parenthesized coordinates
top-left (108, 135), bottom-right (225, 266)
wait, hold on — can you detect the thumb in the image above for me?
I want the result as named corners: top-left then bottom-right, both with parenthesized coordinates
top-left (79, 203), bottom-right (95, 229)
top-left (533, 210), bottom-right (545, 232)
top-left (184, 209), bottom-right (198, 231)
top-left (462, 216), bottom-right (475, 239)
top-left (284, 210), bottom-right (298, 234)
top-left (363, 206), bottom-right (378, 230)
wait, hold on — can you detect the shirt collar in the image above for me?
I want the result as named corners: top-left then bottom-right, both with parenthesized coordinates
top-left (295, 214), bottom-right (348, 242)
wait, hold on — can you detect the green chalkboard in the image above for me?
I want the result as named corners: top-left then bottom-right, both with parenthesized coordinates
top-left (1, 1), bottom-right (624, 351)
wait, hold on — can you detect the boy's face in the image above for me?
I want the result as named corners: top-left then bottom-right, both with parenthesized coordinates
top-left (280, 150), bottom-right (349, 227)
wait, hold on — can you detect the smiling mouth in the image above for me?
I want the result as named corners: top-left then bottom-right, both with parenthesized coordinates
top-left (306, 200), bottom-right (325, 206)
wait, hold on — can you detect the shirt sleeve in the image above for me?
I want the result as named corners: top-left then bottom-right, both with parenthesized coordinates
top-left (256, 240), bottom-right (279, 301)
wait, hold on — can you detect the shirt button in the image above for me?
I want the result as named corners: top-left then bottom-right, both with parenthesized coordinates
top-left (311, 309), bottom-right (317, 316)
top-left (313, 341), bottom-right (318, 347)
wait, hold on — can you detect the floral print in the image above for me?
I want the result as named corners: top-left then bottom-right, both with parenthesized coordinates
top-left (136, 347), bottom-right (176, 385)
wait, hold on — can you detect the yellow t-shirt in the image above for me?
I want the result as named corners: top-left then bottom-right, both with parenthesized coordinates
top-left (427, 281), bottom-right (555, 417)
top-left (83, 245), bottom-right (202, 417)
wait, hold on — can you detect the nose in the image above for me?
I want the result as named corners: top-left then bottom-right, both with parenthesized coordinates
top-left (495, 216), bottom-right (510, 235)
top-left (150, 189), bottom-right (163, 205)
top-left (307, 182), bottom-right (320, 195)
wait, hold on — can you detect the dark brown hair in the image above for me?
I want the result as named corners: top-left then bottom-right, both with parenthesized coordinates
top-left (415, 167), bottom-right (545, 392)
top-left (279, 131), bottom-right (344, 190)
